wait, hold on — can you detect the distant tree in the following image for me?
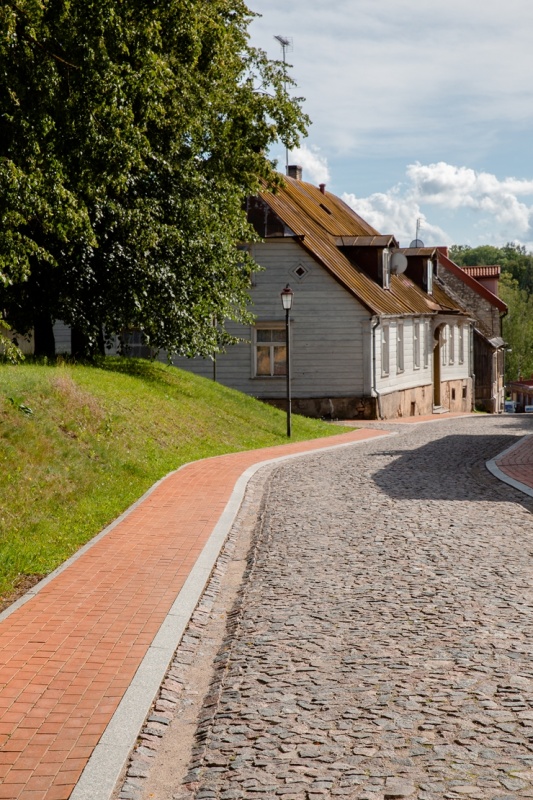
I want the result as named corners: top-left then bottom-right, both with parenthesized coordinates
top-left (499, 273), bottom-right (533, 382)
top-left (0, 0), bottom-right (309, 358)
top-left (449, 243), bottom-right (533, 296)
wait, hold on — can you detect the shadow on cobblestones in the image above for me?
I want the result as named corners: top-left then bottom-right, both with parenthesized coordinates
top-left (372, 434), bottom-right (525, 503)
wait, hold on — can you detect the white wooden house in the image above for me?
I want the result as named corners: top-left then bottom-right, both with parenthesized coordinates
top-left (171, 168), bottom-right (473, 419)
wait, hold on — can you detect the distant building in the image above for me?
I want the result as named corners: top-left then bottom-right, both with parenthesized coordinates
top-left (436, 254), bottom-right (507, 413)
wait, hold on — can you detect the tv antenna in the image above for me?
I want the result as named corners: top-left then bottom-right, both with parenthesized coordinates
top-left (410, 217), bottom-right (424, 248)
top-left (274, 35), bottom-right (293, 173)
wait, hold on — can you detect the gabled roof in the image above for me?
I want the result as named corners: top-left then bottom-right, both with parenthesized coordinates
top-left (259, 176), bottom-right (466, 317)
top-left (437, 250), bottom-right (507, 313)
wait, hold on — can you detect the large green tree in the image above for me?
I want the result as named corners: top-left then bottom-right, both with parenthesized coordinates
top-left (0, 0), bottom-right (309, 357)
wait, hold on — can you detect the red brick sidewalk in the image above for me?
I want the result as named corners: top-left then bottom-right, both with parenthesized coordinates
top-left (494, 434), bottom-right (533, 492)
top-left (0, 428), bottom-right (386, 800)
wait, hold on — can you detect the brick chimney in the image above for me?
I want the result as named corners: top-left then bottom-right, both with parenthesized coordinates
top-left (287, 165), bottom-right (303, 180)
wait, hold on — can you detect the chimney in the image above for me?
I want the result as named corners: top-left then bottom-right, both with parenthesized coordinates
top-left (287, 164), bottom-right (303, 180)
top-left (319, 183), bottom-right (326, 194)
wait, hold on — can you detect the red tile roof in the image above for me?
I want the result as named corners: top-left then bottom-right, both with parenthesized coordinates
top-left (462, 265), bottom-right (501, 278)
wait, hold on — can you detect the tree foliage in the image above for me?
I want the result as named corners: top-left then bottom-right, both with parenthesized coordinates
top-left (499, 273), bottom-right (533, 382)
top-left (449, 243), bottom-right (533, 296)
top-left (0, 0), bottom-right (309, 357)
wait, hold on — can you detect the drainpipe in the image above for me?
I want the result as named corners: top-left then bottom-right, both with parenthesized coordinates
top-left (371, 316), bottom-right (383, 420)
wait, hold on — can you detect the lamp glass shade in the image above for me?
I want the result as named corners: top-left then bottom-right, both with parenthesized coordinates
top-left (280, 285), bottom-right (294, 311)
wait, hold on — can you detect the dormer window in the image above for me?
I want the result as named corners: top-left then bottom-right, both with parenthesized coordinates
top-left (382, 248), bottom-right (391, 290)
top-left (426, 259), bottom-right (434, 294)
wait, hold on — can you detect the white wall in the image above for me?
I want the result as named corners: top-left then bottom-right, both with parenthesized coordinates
top-left (375, 316), bottom-right (433, 397)
top-left (374, 315), bottom-right (470, 398)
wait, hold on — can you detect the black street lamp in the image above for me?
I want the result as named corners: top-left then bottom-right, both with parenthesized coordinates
top-left (280, 284), bottom-right (294, 437)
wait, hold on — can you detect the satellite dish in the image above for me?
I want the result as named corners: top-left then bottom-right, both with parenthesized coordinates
top-left (391, 251), bottom-right (408, 275)
top-left (409, 239), bottom-right (425, 248)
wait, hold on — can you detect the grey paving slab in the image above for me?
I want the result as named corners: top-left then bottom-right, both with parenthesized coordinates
top-left (138, 414), bottom-right (533, 800)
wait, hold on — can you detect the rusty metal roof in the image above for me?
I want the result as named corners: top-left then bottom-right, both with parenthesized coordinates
top-left (260, 176), bottom-right (467, 317)
top-left (400, 247), bottom-right (438, 258)
top-left (335, 235), bottom-right (397, 247)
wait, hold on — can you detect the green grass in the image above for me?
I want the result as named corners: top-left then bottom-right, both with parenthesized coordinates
top-left (0, 358), bottom-right (344, 601)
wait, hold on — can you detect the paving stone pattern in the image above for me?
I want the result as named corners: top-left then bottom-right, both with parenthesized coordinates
top-left (177, 417), bottom-right (533, 800)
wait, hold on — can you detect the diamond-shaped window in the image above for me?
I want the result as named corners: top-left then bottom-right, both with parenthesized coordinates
top-left (290, 263), bottom-right (309, 281)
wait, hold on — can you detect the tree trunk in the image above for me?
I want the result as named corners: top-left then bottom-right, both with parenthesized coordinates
top-left (71, 325), bottom-right (106, 359)
top-left (33, 314), bottom-right (56, 358)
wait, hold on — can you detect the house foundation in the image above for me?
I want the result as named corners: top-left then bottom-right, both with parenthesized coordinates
top-left (262, 377), bottom-right (472, 421)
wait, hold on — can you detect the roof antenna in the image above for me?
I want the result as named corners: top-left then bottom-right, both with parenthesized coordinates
top-left (274, 35), bottom-right (293, 175)
top-left (410, 217), bottom-right (425, 248)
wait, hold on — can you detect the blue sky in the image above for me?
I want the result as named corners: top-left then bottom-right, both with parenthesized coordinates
top-left (248, 0), bottom-right (533, 250)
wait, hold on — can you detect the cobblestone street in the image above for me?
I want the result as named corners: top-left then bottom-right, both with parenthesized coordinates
top-left (142, 416), bottom-right (533, 800)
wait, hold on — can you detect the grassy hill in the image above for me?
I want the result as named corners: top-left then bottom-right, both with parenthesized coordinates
top-left (0, 358), bottom-right (343, 606)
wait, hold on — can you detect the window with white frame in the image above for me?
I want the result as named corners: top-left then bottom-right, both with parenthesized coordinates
top-left (449, 324), bottom-right (455, 365)
top-left (382, 248), bottom-right (391, 290)
top-left (423, 321), bottom-right (429, 368)
top-left (381, 324), bottom-right (390, 377)
top-left (413, 320), bottom-right (420, 369)
top-left (396, 321), bottom-right (404, 373)
top-left (458, 324), bottom-right (464, 364)
top-left (254, 326), bottom-right (287, 377)
top-left (426, 259), bottom-right (434, 295)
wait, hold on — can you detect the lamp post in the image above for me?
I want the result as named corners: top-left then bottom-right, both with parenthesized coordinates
top-left (280, 284), bottom-right (294, 437)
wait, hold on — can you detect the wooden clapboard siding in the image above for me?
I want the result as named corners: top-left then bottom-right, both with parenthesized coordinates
top-left (173, 239), bottom-right (369, 398)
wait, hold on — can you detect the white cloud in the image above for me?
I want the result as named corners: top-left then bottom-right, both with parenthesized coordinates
top-left (288, 144), bottom-right (330, 185)
top-left (249, 2), bottom-right (533, 248)
top-left (250, 0), bottom-right (533, 161)
top-left (342, 187), bottom-right (447, 248)
top-left (342, 162), bottom-right (533, 248)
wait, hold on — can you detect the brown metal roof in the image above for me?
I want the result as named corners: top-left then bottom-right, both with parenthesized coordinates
top-left (259, 176), bottom-right (468, 317)
top-left (400, 247), bottom-right (438, 258)
top-left (335, 235), bottom-right (397, 247)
